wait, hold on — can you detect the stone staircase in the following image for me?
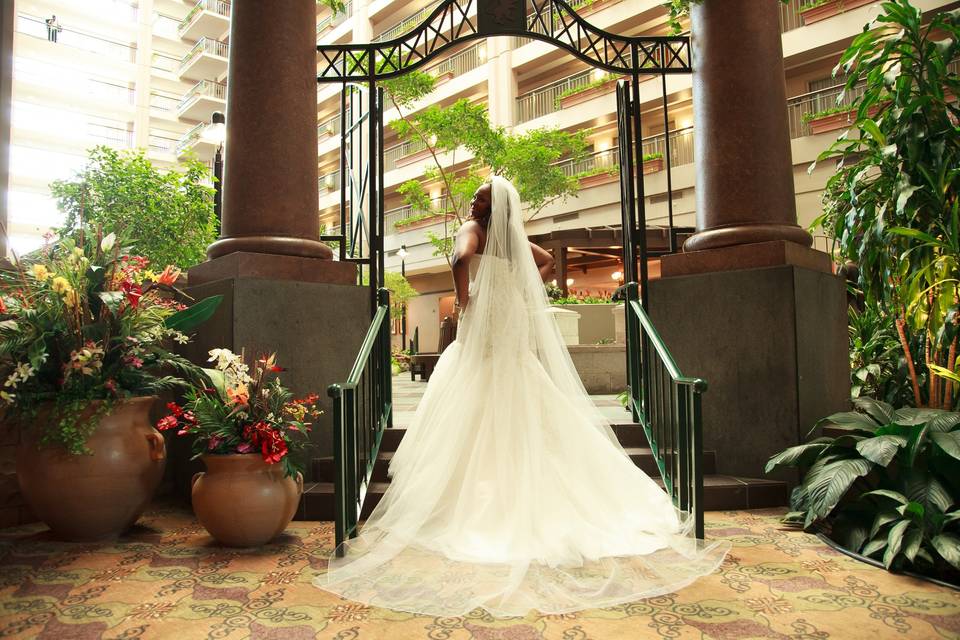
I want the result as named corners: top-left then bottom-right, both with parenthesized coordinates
top-left (295, 423), bottom-right (787, 521)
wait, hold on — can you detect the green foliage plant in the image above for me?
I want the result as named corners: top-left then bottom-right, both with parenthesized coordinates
top-left (554, 73), bottom-right (618, 108)
top-left (0, 227), bottom-right (220, 454)
top-left (811, 1), bottom-right (960, 409)
top-left (51, 146), bottom-right (217, 270)
top-left (767, 397), bottom-right (960, 581)
top-left (665, 0), bottom-right (790, 34)
top-left (848, 301), bottom-right (914, 405)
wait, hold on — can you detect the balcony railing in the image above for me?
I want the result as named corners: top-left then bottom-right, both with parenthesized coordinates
top-left (384, 196), bottom-right (458, 230)
top-left (643, 127), bottom-right (695, 167)
top-left (152, 51), bottom-right (180, 73)
top-left (332, 1), bottom-right (353, 28)
top-left (513, 0), bottom-right (623, 47)
top-left (88, 123), bottom-right (133, 147)
top-left (152, 12), bottom-right (181, 39)
top-left (176, 122), bottom-right (207, 156)
top-left (779, 0), bottom-right (805, 33)
top-left (179, 80), bottom-right (227, 112)
top-left (179, 0), bottom-right (231, 37)
top-left (430, 43), bottom-right (484, 79)
top-left (15, 13), bottom-right (137, 62)
top-left (319, 170), bottom-right (341, 194)
top-left (373, 0), bottom-right (441, 42)
top-left (149, 91), bottom-right (181, 112)
top-left (179, 37), bottom-right (229, 75)
top-left (148, 133), bottom-right (179, 155)
top-left (317, 14), bottom-right (334, 37)
top-left (383, 138), bottom-right (429, 172)
top-left (554, 128), bottom-right (696, 179)
top-left (516, 69), bottom-right (594, 123)
top-left (318, 112), bottom-right (349, 139)
top-left (786, 81), bottom-right (867, 138)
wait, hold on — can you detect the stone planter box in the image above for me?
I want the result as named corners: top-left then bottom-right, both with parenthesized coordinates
top-left (559, 78), bottom-right (620, 109)
top-left (578, 170), bottom-right (618, 188)
top-left (806, 105), bottom-right (879, 135)
top-left (394, 213), bottom-right (456, 232)
top-left (548, 306), bottom-right (581, 345)
top-left (642, 157), bottom-right (664, 174)
top-left (433, 70), bottom-right (455, 87)
top-left (568, 344), bottom-right (627, 394)
top-left (800, 0), bottom-right (875, 25)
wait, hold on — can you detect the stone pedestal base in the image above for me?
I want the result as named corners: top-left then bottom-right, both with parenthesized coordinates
top-left (188, 251), bottom-right (356, 286)
top-left (649, 249), bottom-right (850, 484)
top-left (170, 275), bottom-right (370, 499)
top-left (568, 344), bottom-right (627, 394)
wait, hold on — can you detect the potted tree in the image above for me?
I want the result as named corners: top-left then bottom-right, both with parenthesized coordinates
top-left (159, 349), bottom-right (319, 547)
top-left (2, 228), bottom-right (220, 541)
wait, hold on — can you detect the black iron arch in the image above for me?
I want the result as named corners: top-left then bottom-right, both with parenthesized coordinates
top-left (316, 0), bottom-right (692, 82)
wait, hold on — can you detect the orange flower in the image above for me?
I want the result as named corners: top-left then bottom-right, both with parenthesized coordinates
top-left (227, 384), bottom-right (249, 406)
top-left (155, 265), bottom-right (181, 286)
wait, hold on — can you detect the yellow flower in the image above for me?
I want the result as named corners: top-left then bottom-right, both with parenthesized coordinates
top-left (63, 289), bottom-right (80, 309)
top-left (31, 264), bottom-right (51, 281)
top-left (50, 276), bottom-right (72, 295)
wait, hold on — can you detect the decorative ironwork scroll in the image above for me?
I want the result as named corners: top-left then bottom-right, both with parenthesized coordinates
top-left (317, 0), bottom-right (692, 82)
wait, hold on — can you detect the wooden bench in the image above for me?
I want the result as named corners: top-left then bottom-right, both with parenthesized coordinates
top-left (409, 316), bottom-right (457, 382)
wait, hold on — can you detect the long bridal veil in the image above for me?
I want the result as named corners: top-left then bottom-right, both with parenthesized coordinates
top-left (313, 176), bottom-right (730, 617)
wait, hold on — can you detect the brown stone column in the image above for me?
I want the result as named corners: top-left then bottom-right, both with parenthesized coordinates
top-left (683, 0), bottom-right (811, 253)
top-left (206, 0), bottom-right (331, 260)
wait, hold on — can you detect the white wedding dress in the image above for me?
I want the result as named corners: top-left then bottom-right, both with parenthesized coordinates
top-left (314, 176), bottom-right (730, 617)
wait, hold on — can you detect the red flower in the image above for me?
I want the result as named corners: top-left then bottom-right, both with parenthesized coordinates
top-left (294, 393), bottom-right (320, 406)
top-left (124, 355), bottom-right (144, 368)
top-left (156, 415), bottom-right (178, 431)
top-left (120, 281), bottom-right (142, 308)
top-left (166, 402), bottom-right (183, 417)
top-left (236, 442), bottom-right (254, 454)
top-left (261, 430), bottom-right (288, 464)
top-left (182, 411), bottom-right (197, 425)
top-left (155, 265), bottom-right (181, 286)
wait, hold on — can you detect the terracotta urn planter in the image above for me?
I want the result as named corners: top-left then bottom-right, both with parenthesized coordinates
top-left (192, 454), bottom-right (303, 547)
top-left (800, 0), bottom-right (875, 25)
top-left (15, 397), bottom-right (165, 541)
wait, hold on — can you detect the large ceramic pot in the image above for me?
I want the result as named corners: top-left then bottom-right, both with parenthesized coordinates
top-left (192, 454), bottom-right (303, 547)
top-left (16, 397), bottom-right (165, 541)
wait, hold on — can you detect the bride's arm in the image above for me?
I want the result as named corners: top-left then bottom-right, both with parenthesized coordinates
top-left (452, 224), bottom-right (480, 310)
top-left (529, 242), bottom-right (555, 283)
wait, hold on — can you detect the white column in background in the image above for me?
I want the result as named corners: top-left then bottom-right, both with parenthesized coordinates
top-left (132, 0), bottom-right (154, 150)
top-left (486, 36), bottom-right (517, 128)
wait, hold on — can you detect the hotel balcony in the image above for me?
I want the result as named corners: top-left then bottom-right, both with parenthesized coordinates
top-left (178, 0), bottom-right (231, 41)
top-left (178, 37), bottom-right (228, 82)
top-left (176, 121), bottom-right (220, 160)
top-left (177, 79), bottom-right (226, 121)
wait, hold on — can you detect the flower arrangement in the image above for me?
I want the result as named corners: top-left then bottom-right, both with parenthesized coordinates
top-left (0, 228), bottom-right (220, 454)
top-left (158, 349), bottom-right (319, 478)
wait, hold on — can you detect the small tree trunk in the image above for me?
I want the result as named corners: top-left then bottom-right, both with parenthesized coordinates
top-left (945, 336), bottom-right (958, 410)
top-left (896, 317), bottom-right (923, 407)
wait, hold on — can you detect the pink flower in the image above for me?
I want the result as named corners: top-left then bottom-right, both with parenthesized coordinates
top-left (156, 416), bottom-right (178, 431)
top-left (207, 435), bottom-right (223, 451)
top-left (125, 355), bottom-right (144, 369)
top-left (236, 442), bottom-right (254, 454)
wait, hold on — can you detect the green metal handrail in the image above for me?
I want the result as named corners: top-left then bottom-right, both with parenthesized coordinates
top-left (327, 288), bottom-right (393, 554)
top-left (618, 281), bottom-right (707, 538)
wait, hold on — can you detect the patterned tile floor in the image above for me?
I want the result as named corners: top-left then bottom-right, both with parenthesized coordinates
top-left (2, 377), bottom-right (958, 638)
top-left (1, 506), bottom-right (959, 639)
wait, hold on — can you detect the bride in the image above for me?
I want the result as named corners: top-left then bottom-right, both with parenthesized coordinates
top-left (314, 176), bottom-right (729, 617)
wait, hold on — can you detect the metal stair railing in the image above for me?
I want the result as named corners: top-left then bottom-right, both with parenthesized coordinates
top-left (616, 281), bottom-right (707, 538)
top-left (327, 288), bottom-right (393, 554)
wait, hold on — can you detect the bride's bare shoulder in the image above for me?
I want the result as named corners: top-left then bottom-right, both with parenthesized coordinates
top-left (457, 220), bottom-right (483, 236)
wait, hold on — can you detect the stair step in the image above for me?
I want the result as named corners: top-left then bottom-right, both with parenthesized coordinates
top-left (312, 446), bottom-right (716, 484)
top-left (295, 474), bottom-right (788, 522)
